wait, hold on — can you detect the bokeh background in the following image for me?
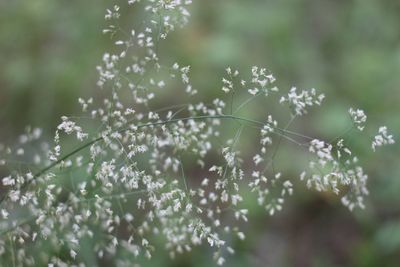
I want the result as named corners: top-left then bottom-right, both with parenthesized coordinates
top-left (0, 0), bottom-right (399, 266)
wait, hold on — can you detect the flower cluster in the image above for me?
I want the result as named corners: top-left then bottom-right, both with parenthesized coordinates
top-left (279, 87), bottom-right (325, 116)
top-left (349, 107), bottom-right (367, 131)
top-left (0, 1), bottom-right (395, 266)
top-left (372, 126), bottom-right (395, 151)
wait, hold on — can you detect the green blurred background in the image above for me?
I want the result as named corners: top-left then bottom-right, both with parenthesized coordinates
top-left (0, 0), bottom-right (399, 266)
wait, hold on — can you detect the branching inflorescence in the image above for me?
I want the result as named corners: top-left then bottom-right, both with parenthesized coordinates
top-left (0, 1), bottom-right (395, 266)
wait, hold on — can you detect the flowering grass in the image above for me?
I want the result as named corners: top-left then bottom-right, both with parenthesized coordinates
top-left (0, 1), bottom-right (395, 266)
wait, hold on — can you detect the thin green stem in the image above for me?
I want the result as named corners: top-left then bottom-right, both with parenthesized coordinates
top-left (0, 114), bottom-right (313, 204)
top-left (233, 91), bottom-right (262, 115)
top-left (9, 234), bottom-right (16, 267)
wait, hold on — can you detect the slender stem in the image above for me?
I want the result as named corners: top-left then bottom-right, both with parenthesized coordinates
top-left (233, 91), bottom-right (262, 115)
top-left (329, 124), bottom-right (355, 144)
top-left (0, 114), bottom-right (313, 204)
top-left (230, 90), bottom-right (235, 115)
top-left (9, 234), bottom-right (16, 267)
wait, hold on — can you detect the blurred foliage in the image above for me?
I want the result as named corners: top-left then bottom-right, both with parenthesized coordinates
top-left (0, 0), bottom-right (399, 266)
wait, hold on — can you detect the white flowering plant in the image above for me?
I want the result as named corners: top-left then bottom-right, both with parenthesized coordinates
top-left (0, 1), bottom-right (395, 266)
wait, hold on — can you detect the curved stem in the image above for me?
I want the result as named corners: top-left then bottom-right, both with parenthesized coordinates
top-left (0, 114), bottom-right (313, 204)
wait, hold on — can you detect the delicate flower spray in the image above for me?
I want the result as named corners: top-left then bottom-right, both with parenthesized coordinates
top-left (0, 1), bottom-right (395, 266)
